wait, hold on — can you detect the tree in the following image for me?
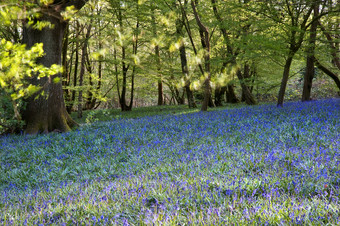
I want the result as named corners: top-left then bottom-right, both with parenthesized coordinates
top-left (191, 0), bottom-right (214, 111)
top-left (22, 0), bottom-right (88, 134)
top-left (273, 0), bottom-right (313, 106)
top-left (302, 3), bottom-right (318, 101)
top-left (77, 24), bottom-right (92, 118)
top-left (210, 0), bottom-right (256, 105)
top-left (314, 1), bottom-right (340, 92)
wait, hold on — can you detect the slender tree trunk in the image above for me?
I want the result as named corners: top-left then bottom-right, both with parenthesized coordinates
top-left (211, 0), bottom-right (240, 105)
top-left (127, 16), bottom-right (139, 111)
top-left (179, 44), bottom-right (196, 108)
top-left (114, 38), bottom-right (121, 108)
top-left (173, 85), bottom-right (185, 105)
top-left (277, 2), bottom-right (312, 107)
top-left (62, 22), bottom-right (71, 109)
top-left (117, 4), bottom-right (136, 112)
top-left (191, 1), bottom-right (214, 111)
top-left (237, 68), bottom-right (256, 105)
top-left (68, 21), bottom-right (80, 113)
top-left (66, 25), bottom-right (76, 113)
top-left (302, 4), bottom-right (318, 101)
top-left (156, 45), bottom-right (163, 105)
top-left (240, 64), bottom-right (255, 103)
top-left (22, 10), bottom-right (78, 134)
top-left (226, 84), bottom-right (239, 103)
top-left (117, 4), bottom-right (130, 112)
top-left (176, 13), bottom-right (196, 108)
top-left (85, 49), bottom-right (93, 109)
top-left (277, 53), bottom-right (294, 107)
top-left (151, 8), bottom-right (163, 106)
top-left (318, 21), bottom-right (340, 70)
top-left (77, 25), bottom-right (92, 118)
top-left (94, 54), bottom-right (102, 108)
top-left (120, 45), bottom-right (129, 111)
top-left (314, 58), bottom-right (340, 91)
top-left (214, 86), bottom-right (227, 106)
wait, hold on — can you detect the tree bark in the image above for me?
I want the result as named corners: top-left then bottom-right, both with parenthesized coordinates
top-left (116, 4), bottom-right (136, 111)
top-left (314, 58), bottom-right (340, 91)
top-left (237, 68), bottom-right (257, 105)
top-left (85, 47), bottom-right (93, 110)
top-left (68, 21), bottom-right (80, 113)
top-left (276, 2), bottom-right (313, 107)
top-left (119, 45), bottom-right (131, 111)
top-left (191, 0), bottom-right (214, 111)
top-left (22, 3), bottom-right (88, 134)
top-left (214, 86), bottom-right (227, 106)
top-left (318, 21), bottom-right (340, 70)
top-left (156, 45), bottom-right (164, 106)
top-left (128, 17), bottom-right (139, 111)
top-left (211, 0), bottom-right (241, 105)
top-left (62, 22), bottom-right (71, 109)
top-left (151, 7), bottom-right (163, 106)
top-left (240, 64), bottom-right (256, 104)
top-left (77, 24), bottom-right (91, 118)
top-left (277, 54), bottom-right (294, 107)
top-left (176, 13), bottom-right (196, 108)
top-left (302, 4), bottom-right (318, 101)
top-left (226, 84), bottom-right (239, 103)
top-left (179, 43), bottom-right (196, 108)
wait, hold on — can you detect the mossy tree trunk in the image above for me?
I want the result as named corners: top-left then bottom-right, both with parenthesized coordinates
top-left (22, 1), bottom-right (88, 134)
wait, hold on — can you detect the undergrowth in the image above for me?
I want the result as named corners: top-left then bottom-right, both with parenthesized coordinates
top-left (1, 99), bottom-right (339, 225)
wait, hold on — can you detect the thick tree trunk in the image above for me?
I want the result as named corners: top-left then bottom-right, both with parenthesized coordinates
top-left (277, 54), bottom-right (294, 107)
top-left (22, 10), bottom-right (77, 134)
top-left (302, 4), bottom-right (318, 101)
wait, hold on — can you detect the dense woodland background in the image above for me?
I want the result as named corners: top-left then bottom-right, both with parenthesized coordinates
top-left (0, 0), bottom-right (339, 134)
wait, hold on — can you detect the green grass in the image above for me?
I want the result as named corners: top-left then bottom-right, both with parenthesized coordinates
top-left (1, 99), bottom-right (339, 225)
top-left (71, 103), bottom-right (250, 124)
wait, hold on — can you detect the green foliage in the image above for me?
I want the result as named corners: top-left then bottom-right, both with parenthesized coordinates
top-left (0, 89), bottom-right (25, 134)
top-left (0, 38), bottom-right (62, 134)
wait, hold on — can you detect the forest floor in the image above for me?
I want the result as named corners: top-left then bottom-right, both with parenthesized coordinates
top-left (1, 98), bottom-right (339, 225)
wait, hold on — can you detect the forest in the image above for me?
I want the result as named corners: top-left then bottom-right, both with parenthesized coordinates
top-left (0, 0), bottom-right (340, 225)
top-left (0, 0), bottom-right (339, 134)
